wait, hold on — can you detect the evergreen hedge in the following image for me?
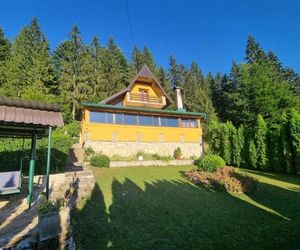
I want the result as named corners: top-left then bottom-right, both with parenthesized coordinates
top-left (206, 110), bottom-right (300, 174)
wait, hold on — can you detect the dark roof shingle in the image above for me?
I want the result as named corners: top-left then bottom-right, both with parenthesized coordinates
top-left (0, 97), bottom-right (64, 127)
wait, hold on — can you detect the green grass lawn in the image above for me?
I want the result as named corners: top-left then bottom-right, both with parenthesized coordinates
top-left (72, 166), bottom-right (300, 249)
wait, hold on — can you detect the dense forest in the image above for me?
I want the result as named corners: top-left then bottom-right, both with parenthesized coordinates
top-left (1, 18), bottom-right (300, 174)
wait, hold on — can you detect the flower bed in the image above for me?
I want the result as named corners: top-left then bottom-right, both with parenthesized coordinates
top-left (185, 166), bottom-right (258, 194)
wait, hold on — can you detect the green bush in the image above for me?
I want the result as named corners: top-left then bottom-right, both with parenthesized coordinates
top-left (173, 147), bottom-right (182, 159)
top-left (0, 128), bottom-right (72, 175)
top-left (195, 154), bottom-right (225, 172)
top-left (90, 154), bottom-right (110, 168)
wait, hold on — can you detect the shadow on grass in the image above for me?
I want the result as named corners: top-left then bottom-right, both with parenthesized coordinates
top-left (72, 171), bottom-right (300, 250)
top-left (241, 169), bottom-right (300, 186)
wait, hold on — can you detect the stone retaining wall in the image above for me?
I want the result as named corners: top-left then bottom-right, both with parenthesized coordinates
top-left (85, 141), bottom-right (202, 158)
top-left (110, 159), bottom-right (194, 167)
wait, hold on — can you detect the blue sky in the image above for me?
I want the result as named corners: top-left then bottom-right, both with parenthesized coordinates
top-left (1, 0), bottom-right (299, 74)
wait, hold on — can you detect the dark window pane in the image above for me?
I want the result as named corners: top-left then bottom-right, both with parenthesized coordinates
top-left (115, 113), bottom-right (123, 124)
top-left (124, 114), bottom-right (137, 125)
top-left (153, 117), bottom-right (159, 126)
top-left (107, 113), bottom-right (113, 123)
top-left (160, 117), bottom-right (167, 127)
top-left (167, 118), bottom-right (179, 127)
top-left (90, 112), bottom-right (106, 123)
top-left (139, 115), bottom-right (153, 126)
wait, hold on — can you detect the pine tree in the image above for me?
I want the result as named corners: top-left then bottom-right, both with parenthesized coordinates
top-left (182, 62), bottom-right (216, 118)
top-left (219, 123), bottom-right (231, 164)
top-left (248, 140), bottom-right (257, 169)
top-left (0, 27), bottom-right (10, 62)
top-left (254, 115), bottom-right (268, 170)
top-left (4, 18), bottom-right (55, 100)
top-left (289, 109), bottom-right (300, 173)
top-left (0, 27), bottom-right (10, 93)
top-left (131, 46), bottom-right (144, 74)
top-left (237, 125), bottom-right (245, 167)
top-left (100, 37), bottom-right (129, 97)
top-left (245, 35), bottom-right (266, 64)
top-left (156, 66), bottom-right (171, 94)
top-left (168, 55), bottom-right (186, 87)
top-left (143, 47), bottom-right (156, 73)
top-left (53, 25), bottom-right (93, 120)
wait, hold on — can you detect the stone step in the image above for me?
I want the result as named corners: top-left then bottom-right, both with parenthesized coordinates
top-left (65, 170), bottom-right (93, 178)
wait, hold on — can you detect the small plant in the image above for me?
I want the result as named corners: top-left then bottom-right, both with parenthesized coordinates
top-left (195, 154), bottom-right (225, 172)
top-left (90, 154), bottom-right (110, 168)
top-left (37, 193), bottom-right (63, 214)
top-left (173, 147), bottom-right (182, 160)
top-left (84, 146), bottom-right (95, 160)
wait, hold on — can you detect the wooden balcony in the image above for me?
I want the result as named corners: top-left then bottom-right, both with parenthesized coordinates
top-left (129, 93), bottom-right (163, 103)
top-left (125, 92), bottom-right (166, 109)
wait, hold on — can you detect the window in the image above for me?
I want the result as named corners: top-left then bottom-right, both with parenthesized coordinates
top-left (107, 113), bottom-right (114, 123)
top-left (181, 119), bottom-right (198, 128)
top-left (167, 118), bottom-right (179, 127)
top-left (115, 113), bottom-right (123, 124)
top-left (153, 116), bottom-right (159, 126)
top-left (161, 117), bottom-right (179, 127)
top-left (124, 114), bottom-right (137, 125)
top-left (90, 111), bottom-right (114, 124)
top-left (139, 89), bottom-right (148, 101)
top-left (139, 115), bottom-right (153, 126)
top-left (90, 111), bottom-right (106, 123)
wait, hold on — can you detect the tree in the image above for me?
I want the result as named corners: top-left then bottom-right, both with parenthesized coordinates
top-left (245, 35), bottom-right (266, 64)
top-left (0, 27), bottom-right (10, 93)
top-left (131, 46), bottom-right (144, 75)
top-left (254, 115), bottom-right (268, 170)
top-left (289, 109), bottom-right (300, 173)
top-left (237, 125), bottom-right (245, 167)
top-left (99, 37), bottom-right (129, 97)
top-left (4, 18), bottom-right (55, 101)
top-left (156, 66), bottom-right (171, 95)
top-left (219, 123), bottom-right (231, 164)
top-left (168, 55), bottom-right (187, 88)
top-left (0, 27), bottom-right (10, 62)
top-left (143, 47), bottom-right (156, 73)
top-left (248, 140), bottom-right (257, 169)
top-left (54, 25), bottom-right (93, 120)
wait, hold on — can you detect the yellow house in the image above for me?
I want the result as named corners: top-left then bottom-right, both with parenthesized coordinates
top-left (80, 65), bottom-right (206, 158)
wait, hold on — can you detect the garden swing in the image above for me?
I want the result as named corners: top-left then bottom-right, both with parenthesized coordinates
top-left (0, 138), bottom-right (25, 195)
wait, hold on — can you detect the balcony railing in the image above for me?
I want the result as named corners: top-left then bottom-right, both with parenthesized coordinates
top-left (129, 93), bottom-right (163, 104)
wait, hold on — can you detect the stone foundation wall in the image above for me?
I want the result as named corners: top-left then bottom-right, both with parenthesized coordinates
top-left (84, 141), bottom-right (203, 158)
top-left (110, 159), bottom-right (194, 167)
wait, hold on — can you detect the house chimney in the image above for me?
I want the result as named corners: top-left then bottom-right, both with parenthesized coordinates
top-left (173, 86), bottom-right (185, 111)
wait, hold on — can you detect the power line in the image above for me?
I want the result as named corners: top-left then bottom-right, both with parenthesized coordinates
top-left (125, 0), bottom-right (134, 45)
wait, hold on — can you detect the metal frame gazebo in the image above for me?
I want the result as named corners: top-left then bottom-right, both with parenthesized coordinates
top-left (0, 97), bottom-right (64, 208)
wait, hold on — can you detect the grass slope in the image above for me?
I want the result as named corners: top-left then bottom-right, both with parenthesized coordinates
top-left (72, 166), bottom-right (300, 249)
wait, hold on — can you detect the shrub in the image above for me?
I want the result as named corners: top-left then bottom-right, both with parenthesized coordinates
top-left (195, 154), bottom-right (225, 172)
top-left (84, 146), bottom-right (95, 160)
top-left (185, 166), bottom-right (258, 194)
top-left (90, 154), bottom-right (110, 168)
top-left (0, 128), bottom-right (72, 175)
top-left (173, 147), bottom-right (182, 159)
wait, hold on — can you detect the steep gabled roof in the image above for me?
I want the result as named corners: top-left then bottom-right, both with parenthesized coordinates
top-left (101, 64), bottom-right (173, 105)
